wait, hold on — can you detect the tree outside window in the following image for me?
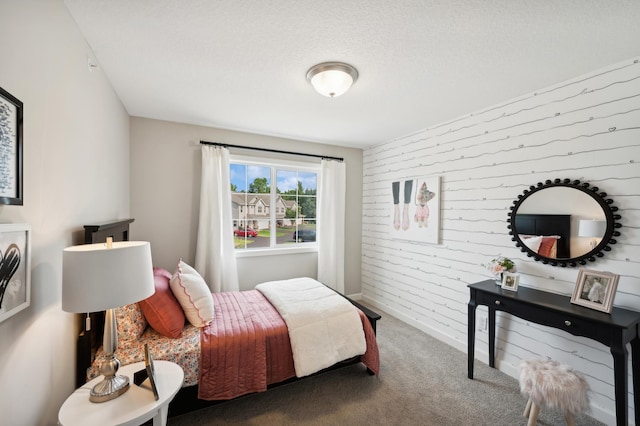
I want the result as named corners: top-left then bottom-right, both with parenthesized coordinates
top-left (230, 161), bottom-right (317, 250)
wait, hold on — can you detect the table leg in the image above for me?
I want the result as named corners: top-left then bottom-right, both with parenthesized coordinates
top-left (611, 342), bottom-right (628, 426)
top-left (488, 307), bottom-right (496, 368)
top-left (153, 405), bottom-right (169, 426)
top-left (468, 299), bottom-right (477, 379)
top-left (631, 337), bottom-right (640, 426)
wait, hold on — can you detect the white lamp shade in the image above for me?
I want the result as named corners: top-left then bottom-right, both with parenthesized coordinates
top-left (62, 241), bottom-right (155, 313)
top-left (578, 219), bottom-right (607, 238)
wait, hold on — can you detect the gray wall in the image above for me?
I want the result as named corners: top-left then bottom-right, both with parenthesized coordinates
top-left (129, 117), bottom-right (364, 294)
top-left (361, 57), bottom-right (640, 424)
top-left (0, 1), bottom-right (131, 424)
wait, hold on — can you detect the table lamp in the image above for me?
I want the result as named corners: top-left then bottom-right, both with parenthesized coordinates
top-left (62, 238), bottom-right (154, 402)
top-left (578, 219), bottom-right (606, 250)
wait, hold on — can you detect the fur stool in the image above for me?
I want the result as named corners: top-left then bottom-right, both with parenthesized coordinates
top-left (518, 359), bottom-right (589, 426)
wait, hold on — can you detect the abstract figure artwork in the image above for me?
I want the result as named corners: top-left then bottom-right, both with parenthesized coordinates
top-left (390, 176), bottom-right (440, 244)
top-left (0, 224), bottom-right (31, 323)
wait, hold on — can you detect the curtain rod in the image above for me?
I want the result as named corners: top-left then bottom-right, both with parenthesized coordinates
top-left (199, 140), bottom-right (343, 162)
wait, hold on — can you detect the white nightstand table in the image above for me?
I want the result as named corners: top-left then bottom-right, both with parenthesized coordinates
top-left (59, 360), bottom-right (184, 426)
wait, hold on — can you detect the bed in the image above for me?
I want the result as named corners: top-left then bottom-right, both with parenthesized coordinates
top-left (76, 219), bottom-right (381, 416)
top-left (513, 213), bottom-right (571, 259)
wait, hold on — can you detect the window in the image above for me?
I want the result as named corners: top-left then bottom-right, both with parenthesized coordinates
top-left (230, 156), bottom-right (318, 251)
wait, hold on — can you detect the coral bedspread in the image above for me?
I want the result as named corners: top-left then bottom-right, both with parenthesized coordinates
top-left (198, 289), bottom-right (379, 400)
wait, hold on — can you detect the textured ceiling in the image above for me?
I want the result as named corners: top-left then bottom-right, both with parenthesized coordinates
top-left (64, 0), bottom-right (640, 149)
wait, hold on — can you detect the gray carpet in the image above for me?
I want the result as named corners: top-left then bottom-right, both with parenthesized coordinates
top-left (168, 307), bottom-right (605, 425)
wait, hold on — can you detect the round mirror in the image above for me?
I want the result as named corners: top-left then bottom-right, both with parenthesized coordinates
top-left (507, 179), bottom-right (621, 267)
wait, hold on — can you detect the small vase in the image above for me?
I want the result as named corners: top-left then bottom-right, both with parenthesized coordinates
top-left (495, 273), bottom-right (503, 285)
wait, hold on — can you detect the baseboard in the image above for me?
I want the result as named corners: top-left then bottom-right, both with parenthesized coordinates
top-left (360, 296), bottom-right (467, 354)
top-left (345, 292), bottom-right (362, 301)
top-left (359, 296), bottom-right (619, 426)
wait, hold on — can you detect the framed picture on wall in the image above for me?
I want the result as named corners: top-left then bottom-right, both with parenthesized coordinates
top-left (0, 224), bottom-right (31, 323)
top-left (570, 269), bottom-right (619, 313)
top-left (0, 86), bottom-right (23, 205)
top-left (390, 175), bottom-right (441, 244)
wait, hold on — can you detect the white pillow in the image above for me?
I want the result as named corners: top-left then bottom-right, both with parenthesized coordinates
top-left (522, 235), bottom-right (542, 253)
top-left (169, 260), bottom-right (214, 327)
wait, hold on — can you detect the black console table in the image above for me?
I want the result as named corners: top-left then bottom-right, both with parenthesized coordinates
top-left (468, 280), bottom-right (640, 426)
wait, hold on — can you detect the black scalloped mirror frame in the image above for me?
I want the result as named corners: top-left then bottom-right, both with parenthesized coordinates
top-left (507, 178), bottom-right (621, 267)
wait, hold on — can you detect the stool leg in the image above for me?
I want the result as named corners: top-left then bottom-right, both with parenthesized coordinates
top-left (527, 402), bottom-right (540, 426)
top-left (523, 398), bottom-right (532, 417)
top-left (564, 411), bottom-right (575, 426)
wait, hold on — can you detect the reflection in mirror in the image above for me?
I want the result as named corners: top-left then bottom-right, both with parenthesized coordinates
top-left (516, 187), bottom-right (606, 259)
top-left (507, 179), bottom-right (621, 267)
top-left (578, 219), bottom-right (607, 251)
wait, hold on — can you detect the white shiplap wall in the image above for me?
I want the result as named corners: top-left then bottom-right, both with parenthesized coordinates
top-left (361, 57), bottom-right (640, 424)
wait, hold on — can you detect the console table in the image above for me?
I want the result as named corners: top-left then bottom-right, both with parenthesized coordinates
top-left (467, 280), bottom-right (640, 426)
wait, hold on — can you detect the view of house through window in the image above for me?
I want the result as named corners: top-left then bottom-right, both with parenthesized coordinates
top-left (230, 160), bottom-right (318, 250)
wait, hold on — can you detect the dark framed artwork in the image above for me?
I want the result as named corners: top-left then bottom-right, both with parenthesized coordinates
top-left (0, 86), bottom-right (23, 205)
top-left (0, 224), bottom-right (31, 323)
top-left (144, 343), bottom-right (159, 400)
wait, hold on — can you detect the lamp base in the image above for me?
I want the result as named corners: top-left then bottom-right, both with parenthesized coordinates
top-left (89, 374), bottom-right (130, 403)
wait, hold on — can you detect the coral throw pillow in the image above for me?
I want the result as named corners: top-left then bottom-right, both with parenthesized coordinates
top-left (139, 267), bottom-right (186, 338)
top-left (169, 260), bottom-right (214, 327)
top-left (538, 237), bottom-right (558, 258)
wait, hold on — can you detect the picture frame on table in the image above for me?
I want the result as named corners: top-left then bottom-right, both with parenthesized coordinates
top-left (145, 343), bottom-right (159, 400)
top-left (0, 223), bottom-right (31, 324)
top-left (501, 272), bottom-right (519, 292)
top-left (134, 343), bottom-right (159, 399)
top-left (570, 269), bottom-right (619, 313)
top-left (0, 86), bottom-right (23, 206)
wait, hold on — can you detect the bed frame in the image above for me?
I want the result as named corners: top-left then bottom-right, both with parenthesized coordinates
top-left (513, 214), bottom-right (571, 258)
top-left (76, 219), bottom-right (381, 417)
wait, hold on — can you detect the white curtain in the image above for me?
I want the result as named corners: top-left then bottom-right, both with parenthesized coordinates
top-left (195, 145), bottom-right (239, 292)
top-left (317, 159), bottom-right (346, 293)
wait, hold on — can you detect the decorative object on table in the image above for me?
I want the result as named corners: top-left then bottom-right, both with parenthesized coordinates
top-left (145, 343), bottom-right (159, 400)
top-left (484, 255), bottom-right (516, 285)
top-left (62, 237), bottom-right (154, 402)
top-left (570, 268), bottom-right (619, 313)
top-left (133, 344), bottom-right (159, 400)
top-left (0, 223), bottom-right (31, 324)
top-left (501, 272), bottom-right (520, 292)
top-left (0, 86), bottom-right (23, 206)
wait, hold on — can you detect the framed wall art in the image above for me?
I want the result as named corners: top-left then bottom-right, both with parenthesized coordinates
top-left (0, 86), bottom-right (23, 205)
top-left (390, 175), bottom-right (441, 244)
top-left (570, 269), bottom-right (619, 313)
top-left (0, 223), bottom-right (31, 323)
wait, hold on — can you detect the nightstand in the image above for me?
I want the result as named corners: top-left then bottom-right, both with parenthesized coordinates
top-left (59, 360), bottom-right (183, 426)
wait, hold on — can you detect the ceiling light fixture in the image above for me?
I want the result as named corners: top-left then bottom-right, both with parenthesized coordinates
top-left (306, 62), bottom-right (358, 98)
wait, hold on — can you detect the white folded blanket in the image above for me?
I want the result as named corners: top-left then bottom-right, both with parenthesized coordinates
top-left (255, 277), bottom-right (367, 377)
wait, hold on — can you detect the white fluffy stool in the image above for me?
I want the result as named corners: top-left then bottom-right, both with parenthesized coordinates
top-left (518, 359), bottom-right (589, 426)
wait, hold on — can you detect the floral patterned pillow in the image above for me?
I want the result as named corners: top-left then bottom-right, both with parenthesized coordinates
top-left (115, 303), bottom-right (147, 341)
